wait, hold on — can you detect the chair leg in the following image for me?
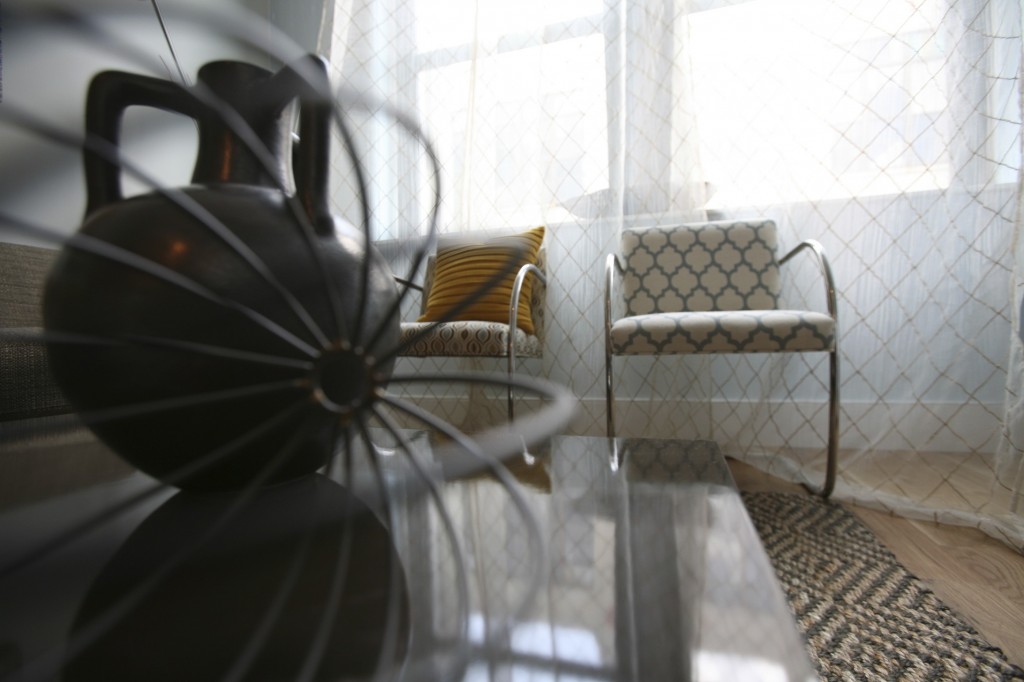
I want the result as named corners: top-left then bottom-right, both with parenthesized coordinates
top-left (507, 351), bottom-right (515, 422)
top-left (606, 349), bottom-right (616, 438)
top-left (800, 349), bottom-right (840, 499)
top-left (821, 348), bottom-right (840, 499)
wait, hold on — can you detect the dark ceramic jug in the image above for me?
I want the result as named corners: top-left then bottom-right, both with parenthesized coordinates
top-left (43, 57), bottom-right (400, 490)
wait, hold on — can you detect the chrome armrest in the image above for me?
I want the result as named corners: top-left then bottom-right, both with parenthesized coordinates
top-left (780, 239), bottom-right (838, 321)
top-left (604, 253), bottom-right (625, 333)
top-left (508, 263), bottom-right (546, 418)
top-left (603, 253), bottom-right (625, 436)
top-left (509, 263), bottom-right (546, 338)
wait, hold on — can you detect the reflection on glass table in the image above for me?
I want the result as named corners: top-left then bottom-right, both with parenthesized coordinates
top-left (0, 422), bottom-right (816, 681)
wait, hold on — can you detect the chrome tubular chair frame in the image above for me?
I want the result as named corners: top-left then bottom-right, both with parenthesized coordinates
top-left (508, 263), bottom-right (546, 421)
top-left (780, 239), bottom-right (839, 498)
top-left (398, 259), bottom-right (546, 423)
top-left (604, 225), bottom-right (840, 498)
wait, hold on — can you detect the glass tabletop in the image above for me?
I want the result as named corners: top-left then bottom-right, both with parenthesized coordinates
top-left (0, 425), bottom-right (816, 681)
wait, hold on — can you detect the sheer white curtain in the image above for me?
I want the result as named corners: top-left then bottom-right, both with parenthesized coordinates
top-left (677, 0), bottom-right (1024, 550)
top-left (323, 0), bottom-right (707, 431)
top-left (323, 0), bottom-right (1024, 550)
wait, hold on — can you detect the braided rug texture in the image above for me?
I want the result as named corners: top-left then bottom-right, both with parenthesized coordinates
top-left (741, 492), bottom-right (1024, 682)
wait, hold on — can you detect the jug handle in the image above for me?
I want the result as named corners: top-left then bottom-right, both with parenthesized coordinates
top-left (289, 56), bottom-right (334, 238)
top-left (83, 71), bottom-right (198, 217)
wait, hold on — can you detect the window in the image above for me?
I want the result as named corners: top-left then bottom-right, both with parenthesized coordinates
top-left (329, 0), bottom-right (1020, 233)
top-left (685, 0), bottom-right (1021, 208)
top-left (411, 0), bottom-right (608, 229)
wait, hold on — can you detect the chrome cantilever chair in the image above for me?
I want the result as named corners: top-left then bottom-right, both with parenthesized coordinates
top-left (398, 227), bottom-right (547, 421)
top-left (604, 220), bottom-right (839, 497)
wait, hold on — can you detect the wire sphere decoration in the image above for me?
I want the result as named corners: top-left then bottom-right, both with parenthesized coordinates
top-left (0, 2), bottom-right (577, 681)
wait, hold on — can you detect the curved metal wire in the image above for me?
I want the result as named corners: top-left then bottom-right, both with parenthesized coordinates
top-left (0, 5), bottom-right (579, 682)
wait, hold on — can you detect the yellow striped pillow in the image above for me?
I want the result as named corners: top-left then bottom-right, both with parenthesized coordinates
top-left (418, 226), bottom-right (545, 335)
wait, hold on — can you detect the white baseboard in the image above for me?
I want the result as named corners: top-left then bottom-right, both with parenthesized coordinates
top-left (388, 392), bottom-right (1003, 454)
top-left (577, 397), bottom-right (1003, 454)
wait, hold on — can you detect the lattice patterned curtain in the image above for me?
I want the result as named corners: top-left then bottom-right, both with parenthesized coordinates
top-left (321, 0), bottom-right (1024, 550)
top-left (676, 0), bottom-right (1024, 551)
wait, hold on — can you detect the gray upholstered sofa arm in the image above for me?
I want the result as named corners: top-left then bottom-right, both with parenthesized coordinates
top-left (1, 241), bottom-right (135, 505)
top-left (0, 242), bottom-right (72, 420)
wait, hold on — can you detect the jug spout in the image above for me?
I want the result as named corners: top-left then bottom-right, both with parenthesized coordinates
top-left (190, 60), bottom-right (296, 190)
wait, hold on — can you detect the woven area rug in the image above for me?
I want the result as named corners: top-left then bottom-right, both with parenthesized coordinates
top-left (742, 491), bottom-right (1024, 682)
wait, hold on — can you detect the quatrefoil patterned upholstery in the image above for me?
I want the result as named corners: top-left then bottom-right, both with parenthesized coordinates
top-left (611, 221), bottom-right (835, 355)
top-left (622, 220), bottom-right (780, 314)
top-left (399, 249), bottom-right (546, 357)
top-left (606, 219), bottom-right (840, 495)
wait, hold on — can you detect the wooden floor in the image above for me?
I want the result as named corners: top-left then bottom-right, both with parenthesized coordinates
top-left (728, 458), bottom-right (1024, 671)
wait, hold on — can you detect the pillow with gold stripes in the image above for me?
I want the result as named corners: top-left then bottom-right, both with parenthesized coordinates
top-left (418, 226), bottom-right (545, 335)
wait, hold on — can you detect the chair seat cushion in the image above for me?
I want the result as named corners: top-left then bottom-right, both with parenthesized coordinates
top-left (400, 321), bottom-right (542, 357)
top-left (610, 310), bottom-right (835, 355)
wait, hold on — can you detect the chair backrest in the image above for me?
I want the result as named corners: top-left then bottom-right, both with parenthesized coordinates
top-left (620, 220), bottom-right (779, 316)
